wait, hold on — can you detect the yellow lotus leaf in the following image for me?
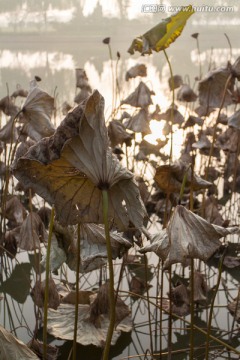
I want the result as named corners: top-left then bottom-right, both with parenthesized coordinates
top-left (128, 6), bottom-right (194, 55)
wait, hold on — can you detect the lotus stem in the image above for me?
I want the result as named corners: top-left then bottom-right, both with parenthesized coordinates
top-left (43, 206), bottom-right (55, 360)
top-left (106, 43), bottom-right (115, 117)
top-left (102, 190), bottom-right (115, 360)
top-left (205, 247), bottom-right (226, 360)
top-left (143, 254), bottom-right (153, 355)
top-left (163, 49), bottom-right (174, 161)
top-left (189, 260), bottom-right (195, 359)
top-left (72, 223), bottom-right (81, 360)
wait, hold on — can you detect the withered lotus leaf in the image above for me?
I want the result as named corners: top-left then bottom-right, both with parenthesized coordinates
top-left (63, 223), bottom-right (132, 273)
top-left (47, 284), bottom-right (132, 347)
top-left (177, 84), bottom-right (197, 102)
top-left (31, 277), bottom-right (60, 309)
top-left (0, 117), bottom-right (18, 143)
top-left (232, 56), bottom-right (240, 80)
top-left (21, 83), bottom-right (55, 141)
top-left (41, 233), bottom-right (67, 272)
top-left (154, 160), bottom-right (212, 193)
top-left (158, 107), bottom-right (184, 126)
top-left (189, 271), bottom-right (209, 304)
top-left (198, 67), bottom-right (234, 108)
top-left (170, 283), bottom-right (189, 306)
top-left (11, 84), bottom-right (28, 98)
top-left (108, 119), bottom-right (133, 148)
top-left (192, 134), bottom-right (211, 150)
top-left (204, 196), bottom-right (227, 226)
top-left (124, 108), bottom-right (151, 133)
top-left (4, 196), bottom-right (27, 227)
top-left (13, 90), bottom-right (146, 230)
top-left (228, 295), bottom-right (240, 322)
top-left (121, 81), bottom-right (153, 108)
top-left (74, 87), bottom-right (92, 105)
top-left (140, 205), bottom-right (239, 268)
top-left (28, 339), bottom-right (59, 360)
top-left (216, 127), bottom-right (239, 153)
top-left (228, 109), bottom-right (240, 130)
top-left (18, 212), bottom-right (48, 251)
top-left (75, 68), bottom-right (91, 90)
top-left (89, 283), bottom-right (131, 326)
top-left (0, 96), bottom-right (20, 117)
top-left (223, 256), bottom-right (240, 268)
top-left (125, 64), bottom-right (147, 81)
top-left (182, 115), bottom-right (203, 129)
top-left (0, 325), bottom-right (39, 360)
top-left (168, 75), bottom-right (183, 91)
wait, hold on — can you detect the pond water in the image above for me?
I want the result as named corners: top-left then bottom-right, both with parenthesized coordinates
top-left (0, 1), bottom-right (240, 359)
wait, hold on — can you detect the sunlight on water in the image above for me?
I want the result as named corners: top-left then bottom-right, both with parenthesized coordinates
top-left (0, 50), bottom-right (75, 72)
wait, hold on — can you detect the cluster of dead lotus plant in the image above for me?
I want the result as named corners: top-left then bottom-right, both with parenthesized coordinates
top-left (0, 7), bottom-right (240, 360)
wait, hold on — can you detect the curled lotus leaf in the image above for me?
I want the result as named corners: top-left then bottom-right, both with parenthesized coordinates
top-left (124, 108), bottom-right (151, 133)
top-left (121, 81), bottom-right (153, 108)
top-left (198, 67), bottom-right (234, 108)
top-left (154, 160), bottom-right (212, 193)
top-left (177, 84), bottom-right (197, 102)
top-left (140, 205), bottom-right (239, 268)
top-left (4, 196), bottom-right (27, 227)
top-left (41, 233), bottom-right (67, 272)
top-left (0, 117), bottom-right (18, 143)
top-left (59, 223), bottom-right (132, 273)
top-left (0, 96), bottom-right (20, 117)
top-left (18, 212), bottom-right (48, 251)
top-left (182, 115), bottom-right (203, 129)
top-left (168, 75), bottom-right (183, 91)
top-left (192, 134), bottom-right (211, 150)
top-left (228, 295), bottom-right (240, 322)
top-left (128, 6), bottom-right (194, 55)
top-left (0, 325), bottom-right (39, 360)
top-left (89, 283), bottom-right (131, 327)
top-left (13, 90), bottom-right (146, 230)
top-left (21, 84), bottom-right (55, 141)
top-left (31, 277), bottom-right (60, 310)
top-left (74, 87), bottom-right (91, 105)
top-left (75, 68), bottom-right (91, 90)
top-left (228, 109), bottom-right (240, 130)
top-left (188, 271), bottom-right (209, 304)
top-left (125, 64), bottom-right (147, 81)
top-left (108, 119), bottom-right (133, 148)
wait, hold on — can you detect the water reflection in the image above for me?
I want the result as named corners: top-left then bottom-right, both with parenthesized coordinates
top-left (0, 2), bottom-right (240, 359)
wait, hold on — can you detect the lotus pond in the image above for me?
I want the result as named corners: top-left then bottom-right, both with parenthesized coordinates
top-left (0, 5), bottom-right (240, 360)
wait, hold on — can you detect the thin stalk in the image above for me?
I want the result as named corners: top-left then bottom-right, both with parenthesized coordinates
top-left (143, 254), bottom-right (153, 355)
top-left (205, 248), bottom-right (226, 360)
top-left (189, 161), bottom-right (195, 359)
top-left (196, 36), bottom-right (202, 79)
top-left (107, 43), bottom-right (115, 116)
top-left (102, 190), bottom-right (115, 360)
top-left (163, 49), bottom-right (174, 161)
top-left (120, 290), bottom-right (240, 356)
top-left (72, 223), bottom-right (81, 360)
top-left (189, 261), bottom-right (195, 359)
top-left (43, 206), bottom-right (55, 360)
